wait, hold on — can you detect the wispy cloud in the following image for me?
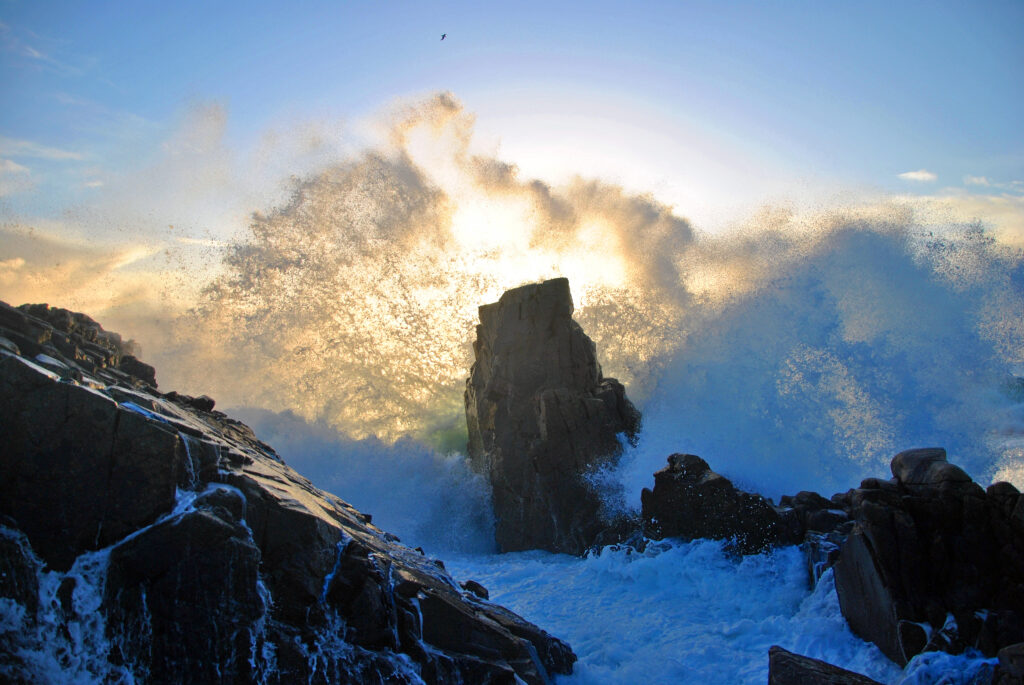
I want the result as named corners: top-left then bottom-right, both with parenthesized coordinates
top-left (0, 136), bottom-right (83, 161)
top-left (0, 21), bottom-right (84, 76)
top-left (0, 157), bottom-right (35, 196)
top-left (962, 175), bottom-right (1024, 194)
top-left (898, 169), bottom-right (938, 182)
top-left (1, 158), bottom-right (30, 175)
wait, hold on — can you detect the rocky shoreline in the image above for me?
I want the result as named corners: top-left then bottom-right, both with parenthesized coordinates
top-left (0, 300), bottom-right (574, 684)
top-left (3, 281), bottom-right (1024, 683)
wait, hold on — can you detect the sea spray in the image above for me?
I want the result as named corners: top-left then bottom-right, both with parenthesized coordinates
top-left (122, 96), bottom-right (1022, 505)
top-left (231, 408), bottom-right (496, 554)
top-left (615, 223), bottom-right (1024, 501)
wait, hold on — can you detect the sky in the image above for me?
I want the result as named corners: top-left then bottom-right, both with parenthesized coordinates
top-left (1, 0), bottom-right (1022, 232)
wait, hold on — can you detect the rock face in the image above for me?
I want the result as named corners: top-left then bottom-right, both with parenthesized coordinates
top-left (640, 453), bottom-right (798, 554)
top-left (767, 646), bottom-right (882, 685)
top-left (465, 278), bottom-right (640, 555)
top-left (834, 447), bottom-right (1024, 666)
top-left (0, 301), bottom-right (576, 684)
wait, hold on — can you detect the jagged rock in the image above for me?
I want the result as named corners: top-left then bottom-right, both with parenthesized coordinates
top-left (0, 524), bottom-right (40, 613)
top-left (105, 508), bottom-right (265, 682)
top-left (0, 353), bottom-right (186, 571)
top-left (465, 278), bottom-right (640, 555)
top-left (0, 525), bottom-right (44, 684)
top-left (834, 447), bottom-right (1024, 666)
top-left (0, 301), bottom-right (577, 684)
top-left (998, 643), bottom-right (1024, 681)
top-left (461, 579), bottom-right (490, 600)
top-left (640, 454), bottom-right (797, 554)
top-left (779, 490), bottom-right (850, 534)
top-left (119, 355), bottom-right (157, 388)
top-left (891, 447), bottom-right (973, 492)
top-left (802, 528), bottom-right (849, 584)
top-left (767, 646), bottom-right (882, 684)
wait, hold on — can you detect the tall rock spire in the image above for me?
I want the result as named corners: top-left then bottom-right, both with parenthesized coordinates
top-left (465, 278), bottom-right (640, 555)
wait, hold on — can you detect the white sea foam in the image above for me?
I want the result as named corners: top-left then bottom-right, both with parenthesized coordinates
top-left (445, 541), bottom-right (902, 684)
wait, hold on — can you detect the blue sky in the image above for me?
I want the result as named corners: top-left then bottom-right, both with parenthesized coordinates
top-left (1, 0), bottom-right (1022, 237)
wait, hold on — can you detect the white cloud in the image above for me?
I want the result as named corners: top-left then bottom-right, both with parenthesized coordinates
top-left (964, 175), bottom-right (990, 187)
top-left (0, 136), bottom-right (83, 161)
top-left (898, 169), bottom-right (938, 182)
top-left (0, 158), bottom-right (30, 174)
top-left (0, 157), bottom-right (34, 196)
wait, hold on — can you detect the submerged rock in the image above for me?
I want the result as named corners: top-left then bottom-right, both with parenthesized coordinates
top-left (834, 447), bottom-right (1024, 666)
top-left (640, 453), bottom-right (796, 554)
top-left (0, 300), bottom-right (576, 684)
top-left (465, 278), bottom-right (640, 555)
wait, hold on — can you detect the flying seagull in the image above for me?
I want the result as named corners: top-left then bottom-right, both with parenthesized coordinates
top-left (441, 33), bottom-right (446, 40)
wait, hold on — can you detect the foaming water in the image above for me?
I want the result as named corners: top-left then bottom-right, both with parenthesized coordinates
top-left (445, 541), bottom-right (902, 684)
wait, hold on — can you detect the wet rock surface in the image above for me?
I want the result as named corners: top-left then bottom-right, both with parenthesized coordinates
top-left (834, 447), bottom-right (1024, 666)
top-left (465, 278), bottom-right (640, 555)
top-left (0, 301), bottom-right (575, 684)
top-left (767, 645), bottom-right (882, 685)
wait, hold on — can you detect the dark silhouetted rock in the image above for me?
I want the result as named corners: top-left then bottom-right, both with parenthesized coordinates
top-left (997, 643), bottom-right (1024, 683)
top-left (834, 447), bottom-right (1024, 666)
top-left (0, 353), bottom-right (186, 571)
top-left (0, 300), bottom-right (576, 684)
top-left (465, 278), bottom-right (640, 555)
top-left (640, 453), bottom-right (794, 554)
top-left (767, 646), bottom-right (882, 684)
top-left (891, 447), bottom-right (973, 492)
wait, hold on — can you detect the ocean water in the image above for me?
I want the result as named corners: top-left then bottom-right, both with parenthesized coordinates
top-left (445, 545), bottom-right (898, 684)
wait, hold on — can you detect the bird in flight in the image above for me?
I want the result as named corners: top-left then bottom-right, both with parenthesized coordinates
top-left (441, 33), bottom-right (446, 40)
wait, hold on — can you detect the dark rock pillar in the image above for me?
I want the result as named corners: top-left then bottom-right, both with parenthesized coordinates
top-left (465, 278), bottom-right (640, 555)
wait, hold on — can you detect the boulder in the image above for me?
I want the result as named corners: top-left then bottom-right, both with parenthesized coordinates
top-left (834, 448), bottom-right (1024, 665)
top-left (767, 646), bottom-right (882, 684)
top-left (465, 278), bottom-right (640, 555)
top-left (640, 454), bottom-right (794, 554)
top-left (891, 447), bottom-right (973, 492)
top-left (0, 300), bottom-right (577, 684)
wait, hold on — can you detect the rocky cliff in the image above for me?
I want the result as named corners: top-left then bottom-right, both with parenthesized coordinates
top-left (0, 300), bottom-right (575, 684)
top-left (464, 278), bottom-right (640, 555)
